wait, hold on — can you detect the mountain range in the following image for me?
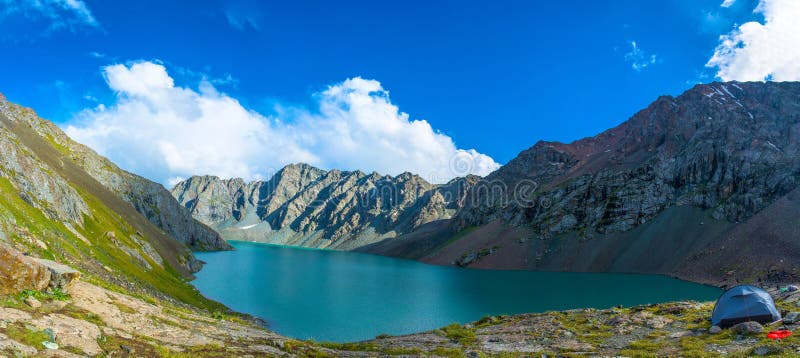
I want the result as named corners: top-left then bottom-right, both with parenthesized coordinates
top-left (173, 81), bottom-right (800, 286)
top-left (170, 166), bottom-right (478, 249)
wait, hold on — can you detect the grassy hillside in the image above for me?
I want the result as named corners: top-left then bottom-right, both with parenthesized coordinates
top-left (0, 108), bottom-right (223, 311)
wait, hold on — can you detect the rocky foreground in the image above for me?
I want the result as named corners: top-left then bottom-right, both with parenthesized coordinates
top-left (3, 254), bottom-right (800, 358)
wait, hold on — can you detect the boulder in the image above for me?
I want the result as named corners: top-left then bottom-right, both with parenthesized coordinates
top-left (709, 325), bottom-right (722, 334)
top-left (731, 321), bottom-right (763, 335)
top-left (32, 258), bottom-right (81, 293)
top-left (0, 243), bottom-right (50, 294)
top-left (0, 242), bottom-right (80, 295)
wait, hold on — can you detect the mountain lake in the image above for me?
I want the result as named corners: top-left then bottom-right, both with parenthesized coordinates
top-left (193, 241), bottom-right (721, 342)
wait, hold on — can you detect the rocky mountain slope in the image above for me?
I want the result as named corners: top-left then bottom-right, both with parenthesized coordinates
top-left (0, 96), bottom-right (229, 252)
top-left (361, 81), bottom-right (800, 285)
top-left (0, 92), bottom-right (228, 309)
top-left (171, 164), bottom-right (478, 249)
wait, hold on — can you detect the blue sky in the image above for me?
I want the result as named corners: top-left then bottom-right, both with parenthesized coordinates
top-left (0, 0), bottom-right (792, 184)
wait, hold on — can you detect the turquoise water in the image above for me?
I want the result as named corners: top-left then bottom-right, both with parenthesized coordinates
top-left (193, 241), bottom-right (720, 342)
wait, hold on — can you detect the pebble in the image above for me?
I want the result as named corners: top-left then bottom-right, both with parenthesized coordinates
top-left (120, 344), bottom-right (134, 353)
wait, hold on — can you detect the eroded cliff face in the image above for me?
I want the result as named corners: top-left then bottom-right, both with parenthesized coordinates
top-left (171, 164), bottom-right (479, 249)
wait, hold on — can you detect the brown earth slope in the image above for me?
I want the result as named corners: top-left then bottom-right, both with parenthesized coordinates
top-left (363, 81), bottom-right (800, 286)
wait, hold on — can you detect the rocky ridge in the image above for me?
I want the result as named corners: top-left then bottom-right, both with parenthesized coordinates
top-left (171, 164), bottom-right (478, 249)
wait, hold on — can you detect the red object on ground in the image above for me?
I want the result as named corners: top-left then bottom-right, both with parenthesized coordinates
top-left (767, 330), bottom-right (792, 340)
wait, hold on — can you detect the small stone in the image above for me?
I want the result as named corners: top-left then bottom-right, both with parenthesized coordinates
top-left (784, 312), bottom-right (800, 324)
top-left (669, 330), bottom-right (693, 338)
top-left (753, 345), bottom-right (781, 356)
top-left (731, 321), bottom-right (763, 335)
top-left (120, 344), bottom-right (133, 353)
top-left (42, 300), bottom-right (69, 311)
top-left (709, 325), bottom-right (722, 334)
top-left (24, 296), bottom-right (41, 309)
top-left (646, 316), bottom-right (672, 329)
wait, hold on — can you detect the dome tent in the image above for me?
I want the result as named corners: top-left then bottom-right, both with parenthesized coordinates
top-left (711, 285), bottom-right (781, 328)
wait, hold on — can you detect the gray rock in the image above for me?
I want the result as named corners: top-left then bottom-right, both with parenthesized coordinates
top-left (731, 321), bottom-right (764, 335)
top-left (709, 325), bottom-right (722, 334)
top-left (753, 345), bottom-right (781, 356)
top-left (783, 312), bottom-right (800, 324)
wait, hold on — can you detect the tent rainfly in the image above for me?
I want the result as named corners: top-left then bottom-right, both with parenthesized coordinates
top-left (711, 285), bottom-right (781, 328)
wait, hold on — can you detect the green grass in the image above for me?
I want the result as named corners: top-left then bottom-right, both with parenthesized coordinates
top-left (430, 346), bottom-right (467, 358)
top-left (0, 174), bottom-right (82, 262)
top-left (619, 339), bottom-right (665, 357)
top-left (18, 288), bottom-right (70, 302)
top-left (153, 343), bottom-right (230, 357)
top-left (4, 323), bottom-right (52, 348)
top-left (319, 341), bottom-right (379, 351)
top-left (439, 323), bottom-right (478, 346)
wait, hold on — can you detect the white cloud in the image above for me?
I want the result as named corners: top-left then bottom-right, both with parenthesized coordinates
top-left (624, 41), bottom-right (658, 72)
top-left (707, 0), bottom-right (800, 81)
top-left (1, 0), bottom-right (98, 30)
top-left (64, 61), bottom-right (500, 185)
top-left (720, 0), bottom-right (736, 8)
